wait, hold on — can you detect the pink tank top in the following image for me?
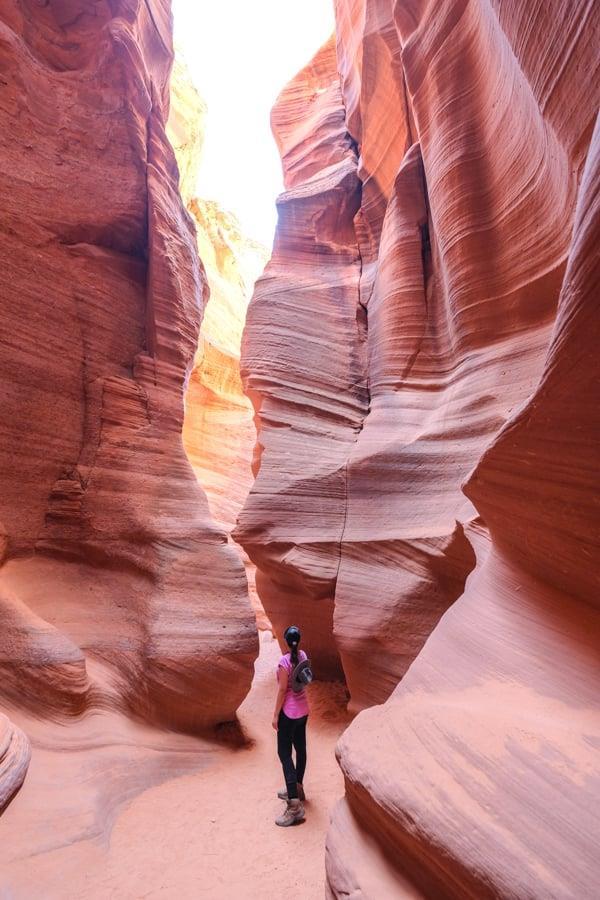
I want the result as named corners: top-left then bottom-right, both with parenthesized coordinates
top-left (277, 651), bottom-right (310, 719)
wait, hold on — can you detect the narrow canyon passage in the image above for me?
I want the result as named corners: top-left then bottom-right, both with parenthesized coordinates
top-left (1, 2), bottom-right (599, 898)
top-left (1, 635), bottom-right (349, 898)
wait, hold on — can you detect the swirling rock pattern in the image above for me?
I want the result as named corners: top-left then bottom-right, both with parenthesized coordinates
top-left (236, 0), bottom-right (600, 893)
top-left (0, 0), bottom-right (258, 733)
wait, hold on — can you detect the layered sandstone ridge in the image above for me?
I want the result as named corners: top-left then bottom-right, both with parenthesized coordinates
top-left (236, 0), bottom-right (600, 895)
top-left (0, 0), bottom-right (258, 741)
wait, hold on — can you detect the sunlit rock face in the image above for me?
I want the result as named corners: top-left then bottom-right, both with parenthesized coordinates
top-left (237, 0), bottom-right (600, 894)
top-left (167, 60), bottom-right (270, 629)
top-left (0, 0), bottom-right (258, 740)
top-left (166, 53), bottom-right (208, 208)
top-left (234, 37), bottom-right (368, 677)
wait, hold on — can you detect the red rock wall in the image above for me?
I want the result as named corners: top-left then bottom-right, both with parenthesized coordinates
top-left (0, 0), bottom-right (258, 739)
top-left (328, 117), bottom-right (600, 897)
top-left (237, 0), bottom-right (600, 893)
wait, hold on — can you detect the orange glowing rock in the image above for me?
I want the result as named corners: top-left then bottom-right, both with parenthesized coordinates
top-left (167, 58), bottom-right (270, 630)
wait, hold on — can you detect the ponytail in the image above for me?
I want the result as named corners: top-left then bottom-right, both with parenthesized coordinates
top-left (290, 640), bottom-right (299, 667)
top-left (284, 624), bottom-right (301, 668)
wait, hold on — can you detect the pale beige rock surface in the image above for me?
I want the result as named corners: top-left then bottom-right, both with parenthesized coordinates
top-left (0, 714), bottom-right (31, 814)
top-left (184, 199), bottom-right (269, 536)
top-left (183, 200), bottom-right (270, 631)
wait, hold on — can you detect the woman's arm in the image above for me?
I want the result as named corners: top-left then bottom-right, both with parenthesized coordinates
top-left (272, 666), bottom-right (287, 730)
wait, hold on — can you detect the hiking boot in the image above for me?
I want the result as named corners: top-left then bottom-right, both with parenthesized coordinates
top-left (275, 798), bottom-right (305, 827)
top-left (277, 784), bottom-right (305, 802)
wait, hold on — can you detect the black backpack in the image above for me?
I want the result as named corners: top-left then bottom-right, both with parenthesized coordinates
top-left (291, 658), bottom-right (313, 692)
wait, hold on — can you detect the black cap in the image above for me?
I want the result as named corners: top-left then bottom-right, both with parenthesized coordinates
top-left (284, 625), bottom-right (301, 646)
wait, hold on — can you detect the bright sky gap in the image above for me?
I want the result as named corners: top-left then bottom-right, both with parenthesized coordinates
top-left (172, 0), bottom-right (335, 248)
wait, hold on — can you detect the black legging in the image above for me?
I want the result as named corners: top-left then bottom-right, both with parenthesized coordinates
top-left (277, 710), bottom-right (308, 800)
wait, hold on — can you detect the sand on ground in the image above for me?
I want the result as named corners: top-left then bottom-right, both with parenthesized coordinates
top-left (0, 633), bottom-right (350, 899)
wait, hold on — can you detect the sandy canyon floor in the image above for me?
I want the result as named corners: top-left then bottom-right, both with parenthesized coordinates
top-left (1, 634), bottom-right (350, 899)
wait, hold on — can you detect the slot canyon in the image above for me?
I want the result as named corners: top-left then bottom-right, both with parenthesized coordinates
top-left (0, 0), bottom-right (599, 898)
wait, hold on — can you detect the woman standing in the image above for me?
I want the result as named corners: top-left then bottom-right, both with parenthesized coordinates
top-left (272, 625), bottom-right (309, 827)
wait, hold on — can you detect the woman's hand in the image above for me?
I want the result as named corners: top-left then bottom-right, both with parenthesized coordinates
top-left (273, 666), bottom-right (287, 731)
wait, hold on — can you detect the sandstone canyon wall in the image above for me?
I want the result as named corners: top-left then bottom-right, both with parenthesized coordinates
top-left (236, 0), bottom-right (600, 895)
top-left (0, 0), bottom-right (258, 800)
top-left (165, 53), bottom-right (208, 207)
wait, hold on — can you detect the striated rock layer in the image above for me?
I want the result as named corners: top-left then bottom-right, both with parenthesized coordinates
top-left (236, 0), bottom-right (600, 894)
top-left (329, 125), bottom-right (600, 895)
top-left (0, 0), bottom-right (258, 736)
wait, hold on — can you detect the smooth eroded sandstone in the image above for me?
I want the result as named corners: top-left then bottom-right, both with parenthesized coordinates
top-left (183, 200), bottom-right (270, 630)
top-left (329, 2), bottom-right (600, 896)
top-left (184, 199), bottom-right (269, 534)
top-left (0, 0), bottom-right (258, 734)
